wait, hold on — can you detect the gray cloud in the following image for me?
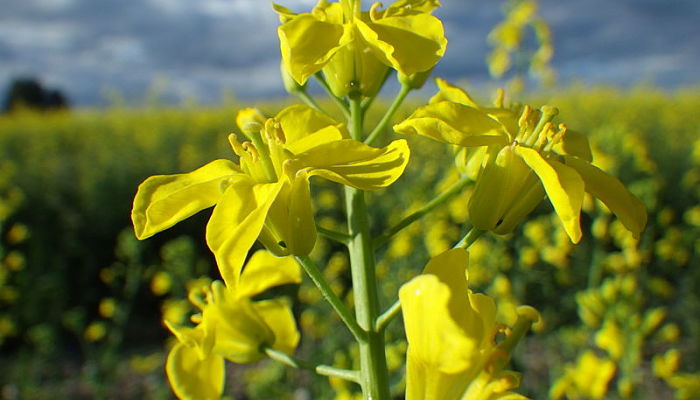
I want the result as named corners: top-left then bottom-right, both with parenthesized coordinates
top-left (1, 0), bottom-right (698, 106)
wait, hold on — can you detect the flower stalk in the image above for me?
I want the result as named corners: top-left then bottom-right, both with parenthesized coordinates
top-left (345, 96), bottom-right (391, 400)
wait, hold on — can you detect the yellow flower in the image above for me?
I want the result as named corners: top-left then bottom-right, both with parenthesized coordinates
top-left (98, 297), bottom-right (117, 319)
top-left (399, 249), bottom-right (538, 400)
top-left (276, 0), bottom-right (446, 97)
top-left (132, 104), bottom-right (409, 286)
top-left (164, 250), bottom-right (301, 400)
top-left (395, 79), bottom-right (647, 243)
top-left (84, 321), bottom-right (107, 342)
top-left (550, 351), bottom-right (616, 400)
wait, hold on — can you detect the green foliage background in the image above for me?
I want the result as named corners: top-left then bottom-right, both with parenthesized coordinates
top-left (0, 86), bottom-right (698, 399)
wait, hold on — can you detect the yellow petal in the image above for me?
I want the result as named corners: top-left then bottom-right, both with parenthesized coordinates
top-left (356, 13), bottom-right (446, 76)
top-left (276, 104), bottom-right (346, 150)
top-left (554, 129), bottom-right (593, 162)
top-left (254, 297), bottom-right (301, 356)
top-left (206, 178), bottom-right (285, 286)
top-left (131, 159), bottom-right (239, 240)
top-left (565, 156), bottom-right (647, 238)
top-left (264, 173), bottom-right (317, 256)
top-left (515, 147), bottom-right (584, 243)
top-left (205, 282), bottom-right (274, 364)
top-left (383, 0), bottom-right (441, 16)
top-left (493, 177), bottom-right (546, 234)
top-left (278, 14), bottom-right (350, 85)
top-left (272, 3), bottom-right (297, 23)
top-left (166, 343), bottom-right (225, 400)
top-left (469, 146), bottom-right (532, 231)
top-left (400, 274), bottom-right (477, 400)
top-left (429, 78), bottom-right (479, 108)
top-left (288, 139), bottom-right (411, 190)
top-left (423, 248), bottom-right (469, 323)
top-left (394, 102), bottom-right (509, 147)
top-left (236, 250), bottom-right (301, 300)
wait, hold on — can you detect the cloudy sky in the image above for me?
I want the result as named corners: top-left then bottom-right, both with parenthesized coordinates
top-left (1, 0), bottom-right (698, 106)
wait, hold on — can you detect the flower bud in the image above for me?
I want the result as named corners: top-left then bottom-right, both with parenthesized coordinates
top-left (322, 44), bottom-right (388, 98)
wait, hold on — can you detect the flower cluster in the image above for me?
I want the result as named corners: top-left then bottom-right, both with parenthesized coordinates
top-left (129, 1), bottom-right (650, 399)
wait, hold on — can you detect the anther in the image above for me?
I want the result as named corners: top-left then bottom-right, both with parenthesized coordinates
top-left (228, 134), bottom-right (246, 157)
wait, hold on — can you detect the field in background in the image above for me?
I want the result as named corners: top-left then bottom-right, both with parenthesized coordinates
top-left (0, 86), bottom-right (698, 399)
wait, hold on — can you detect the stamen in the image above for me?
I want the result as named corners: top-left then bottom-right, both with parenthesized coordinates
top-left (370, 2), bottom-right (384, 21)
top-left (242, 142), bottom-right (260, 162)
top-left (228, 134), bottom-right (246, 157)
top-left (494, 88), bottom-right (505, 108)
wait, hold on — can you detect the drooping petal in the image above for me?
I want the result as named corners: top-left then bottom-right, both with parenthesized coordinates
top-left (206, 178), bottom-right (285, 286)
top-left (254, 297), bottom-right (301, 356)
top-left (131, 159), bottom-right (239, 240)
top-left (401, 274), bottom-right (478, 400)
top-left (565, 156), bottom-right (647, 238)
top-left (236, 250), bottom-right (301, 300)
top-left (356, 13), bottom-right (446, 76)
top-left (515, 147), bottom-right (584, 243)
top-left (394, 102), bottom-right (509, 147)
top-left (287, 139), bottom-right (411, 190)
top-left (278, 14), bottom-right (351, 85)
top-left (165, 343), bottom-right (225, 400)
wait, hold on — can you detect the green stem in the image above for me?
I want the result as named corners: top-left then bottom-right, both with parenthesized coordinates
top-left (374, 175), bottom-right (472, 248)
top-left (364, 83), bottom-right (411, 145)
top-left (453, 227), bottom-right (485, 249)
top-left (346, 96), bottom-right (391, 400)
top-left (295, 255), bottom-right (365, 341)
top-left (296, 89), bottom-right (329, 116)
top-left (264, 347), bottom-right (361, 383)
top-left (376, 300), bottom-right (401, 332)
top-left (317, 225), bottom-right (352, 245)
top-left (314, 72), bottom-right (350, 118)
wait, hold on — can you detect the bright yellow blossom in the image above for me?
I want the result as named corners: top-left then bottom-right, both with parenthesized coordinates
top-left (399, 249), bottom-right (538, 400)
top-left (276, 0), bottom-right (446, 97)
top-left (132, 104), bottom-right (409, 286)
top-left (164, 250), bottom-right (301, 400)
top-left (550, 351), bottom-right (616, 400)
top-left (395, 79), bottom-right (646, 243)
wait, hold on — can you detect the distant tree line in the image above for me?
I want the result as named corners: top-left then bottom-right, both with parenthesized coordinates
top-left (2, 77), bottom-right (70, 113)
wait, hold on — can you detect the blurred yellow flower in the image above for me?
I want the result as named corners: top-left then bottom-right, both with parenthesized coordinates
top-left (395, 80), bottom-right (647, 243)
top-left (132, 104), bottom-right (409, 286)
top-left (98, 297), bottom-right (117, 319)
top-left (84, 321), bottom-right (107, 342)
top-left (5, 223), bottom-right (29, 245)
top-left (550, 351), bottom-right (616, 400)
top-left (151, 271), bottom-right (173, 296)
